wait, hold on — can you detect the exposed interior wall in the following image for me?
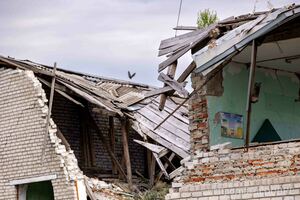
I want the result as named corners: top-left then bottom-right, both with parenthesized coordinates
top-left (165, 63), bottom-right (300, 199)
top-left (45, 86), bottom-right (147, 176)
top-left (207, 62), bottom-right (300, 147)
top-left (0, 68), bottom-right (82, 199)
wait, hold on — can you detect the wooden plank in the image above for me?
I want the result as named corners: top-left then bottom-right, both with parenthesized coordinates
top-left (144, 86), bottom-right (173, 98)
top-left (138, 106), bottom-right (189, 141)
top-left (57, 80), bottom-right (122, 116)
top-left (159, 28), bottom-right (205, 49)
top-left (84, 178), bottom-right (97, 200)
top-left (169, 166), bottom-right (184, 179)
top-left (158, 24), bottom-right (216, 72)
top-left (41, 62), bottom-right (57, 162)
top-left (0, 56), bottom-right (54, 77)
top-left (173, 26), bottom-right (198, 31)
top-left (136, 110), bottom-right (189, 147)
top-left (134, 113), bottom-right (189, 156)
top-left (158, 45), bottom-right (191, 72)
top-left (149, 152), bottom-right (156, 187)
top-left (151, 100), bottom-right (189, 124)
top-left (145, 61), bottom-right (196, 98)
top-left (158, 73), bottom-right (189, 97)
top-left (158, 43), bottom-right (190, 57)
top-left (177, 61), bottom-right (196, 82)
top-left (132, 120), bottom-right (188, 158)
top-left (153, 153), bottom-right (169, 179)
top-left (161, 156), bottom-right (176, 170)
top-left (154, 95), bottom-right (190, 131)
top-left (121, 117), bottom-right (133, 189)
top-left (153, 97), bottom-right (188, 115)
top-left (144, 104), bottom-right (189, 136)
top-left (56, 128), bottom-right (71, 151)
top-left (134, 140), bottom-right (167, 155)
top-left (38, 77), bottom-right (84, 107)
top-left (156, 153), bottom-right (175, 181)
top-left (159, 61), bottom-right (177, 110)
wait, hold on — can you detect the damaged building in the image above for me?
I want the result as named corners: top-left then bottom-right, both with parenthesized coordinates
top-left (0, 56), bottom-right (189, 199)
top-left (154, 4), bottom-right (300, 200)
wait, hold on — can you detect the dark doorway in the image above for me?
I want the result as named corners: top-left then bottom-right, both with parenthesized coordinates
top-left (26, 181), bottom-right (54, 200)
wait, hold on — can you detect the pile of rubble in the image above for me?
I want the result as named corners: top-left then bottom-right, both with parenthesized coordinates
top-left (86, 177), bottom-right (135, 200)
top-left (85, 176), bottom-right (170, 200)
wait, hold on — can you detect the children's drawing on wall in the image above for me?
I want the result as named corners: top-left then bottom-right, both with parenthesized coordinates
top-left (220, 112), bottom-right (243, 139)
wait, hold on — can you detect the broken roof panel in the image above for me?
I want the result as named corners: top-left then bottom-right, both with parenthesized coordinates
top-left (131, 97), bottom-right (190, 158)
top-left (193, 5), bottom-right (300, 74)
top-left (0, 55), bottom-right (190, 159)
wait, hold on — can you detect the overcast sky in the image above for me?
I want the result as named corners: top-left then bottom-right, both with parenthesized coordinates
top-left (0, 0), bottom-right (298, 86)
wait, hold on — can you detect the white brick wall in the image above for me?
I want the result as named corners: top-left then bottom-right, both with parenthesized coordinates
top-left (0, 68), bottom-right (83, 199)
top-left (166, 176), bottom-right (300, 200)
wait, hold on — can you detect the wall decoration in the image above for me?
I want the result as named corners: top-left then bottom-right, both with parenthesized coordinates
top-left (220, 112), bottom-right (243, 139)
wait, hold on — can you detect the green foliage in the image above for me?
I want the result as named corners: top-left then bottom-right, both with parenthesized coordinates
top-left (197, 9), bottom-right (218, 28)
top-left (140, 181), bottom-right (170, 200)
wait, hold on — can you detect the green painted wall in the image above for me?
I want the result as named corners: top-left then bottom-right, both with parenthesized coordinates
top-left (207, 62), bottom-right (300, 147)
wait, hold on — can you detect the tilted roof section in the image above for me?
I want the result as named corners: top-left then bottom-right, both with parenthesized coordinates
top-left (157, 4), bottom-right (300, 77)
top-left (193, 4), bottom-right (300, 74)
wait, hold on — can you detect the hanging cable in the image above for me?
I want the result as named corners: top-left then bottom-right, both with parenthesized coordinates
top-left (175, 0), bottom-right (183, 36)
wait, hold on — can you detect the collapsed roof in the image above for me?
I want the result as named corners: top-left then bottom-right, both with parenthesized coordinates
top-left (0, 56), bottom-right (190, 162)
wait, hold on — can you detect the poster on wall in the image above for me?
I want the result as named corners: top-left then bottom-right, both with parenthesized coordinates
top-left (220, 112), bottom-right (243, 139)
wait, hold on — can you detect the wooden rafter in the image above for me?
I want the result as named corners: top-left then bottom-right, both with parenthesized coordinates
top-left (158, 61), bottom-right (177, 111)
top-left (158, 73), bottom-right (189, 98)
top-left (41, 62), bottom-right (57, 162)
top-left (145, 61), bottom-right (196, 98)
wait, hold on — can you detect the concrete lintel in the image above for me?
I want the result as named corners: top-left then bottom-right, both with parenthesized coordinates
top-left (9, 174), bottom-right (57, 186)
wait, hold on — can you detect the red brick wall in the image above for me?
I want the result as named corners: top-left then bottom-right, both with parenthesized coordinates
top-left (189, 72), bottom-right (210, 154)
top-left (184, 141), bottom-right (300, 184)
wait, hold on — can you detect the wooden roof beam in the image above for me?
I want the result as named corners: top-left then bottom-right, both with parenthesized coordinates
top-left (158, 73), bottom-right (189, 98)
top-left (158, 61), bottom-right (177, 111)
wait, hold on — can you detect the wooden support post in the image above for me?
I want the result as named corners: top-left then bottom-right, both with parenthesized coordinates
top-left (147, 149), bottom-right (152, 179)
top-left (245, 40), bottom-right (258, 151)
top-left (121, 117), bottom-right (133, 189)
top-left (87, 111), bottom-right (127, 180)
top-left (159, 61), bottom-right (177, 111)
top-left (41, 62), bottom-right (57, 162)
top-left (109, 116), bottom-right (117, 174)
top-left (149, 153), bottom-right (156, 187)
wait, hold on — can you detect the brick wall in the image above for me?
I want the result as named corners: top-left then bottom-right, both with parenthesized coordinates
top-left (0, 68), bottom-right (83, 199)
top-left (166, 71), bottom-right (300, 199)
top-left (91, 106), bottom-right (147, 175)
top-left (44, 82), bottom-right (147, 175)
top-left (189, 72), bottom-right (210, 154)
